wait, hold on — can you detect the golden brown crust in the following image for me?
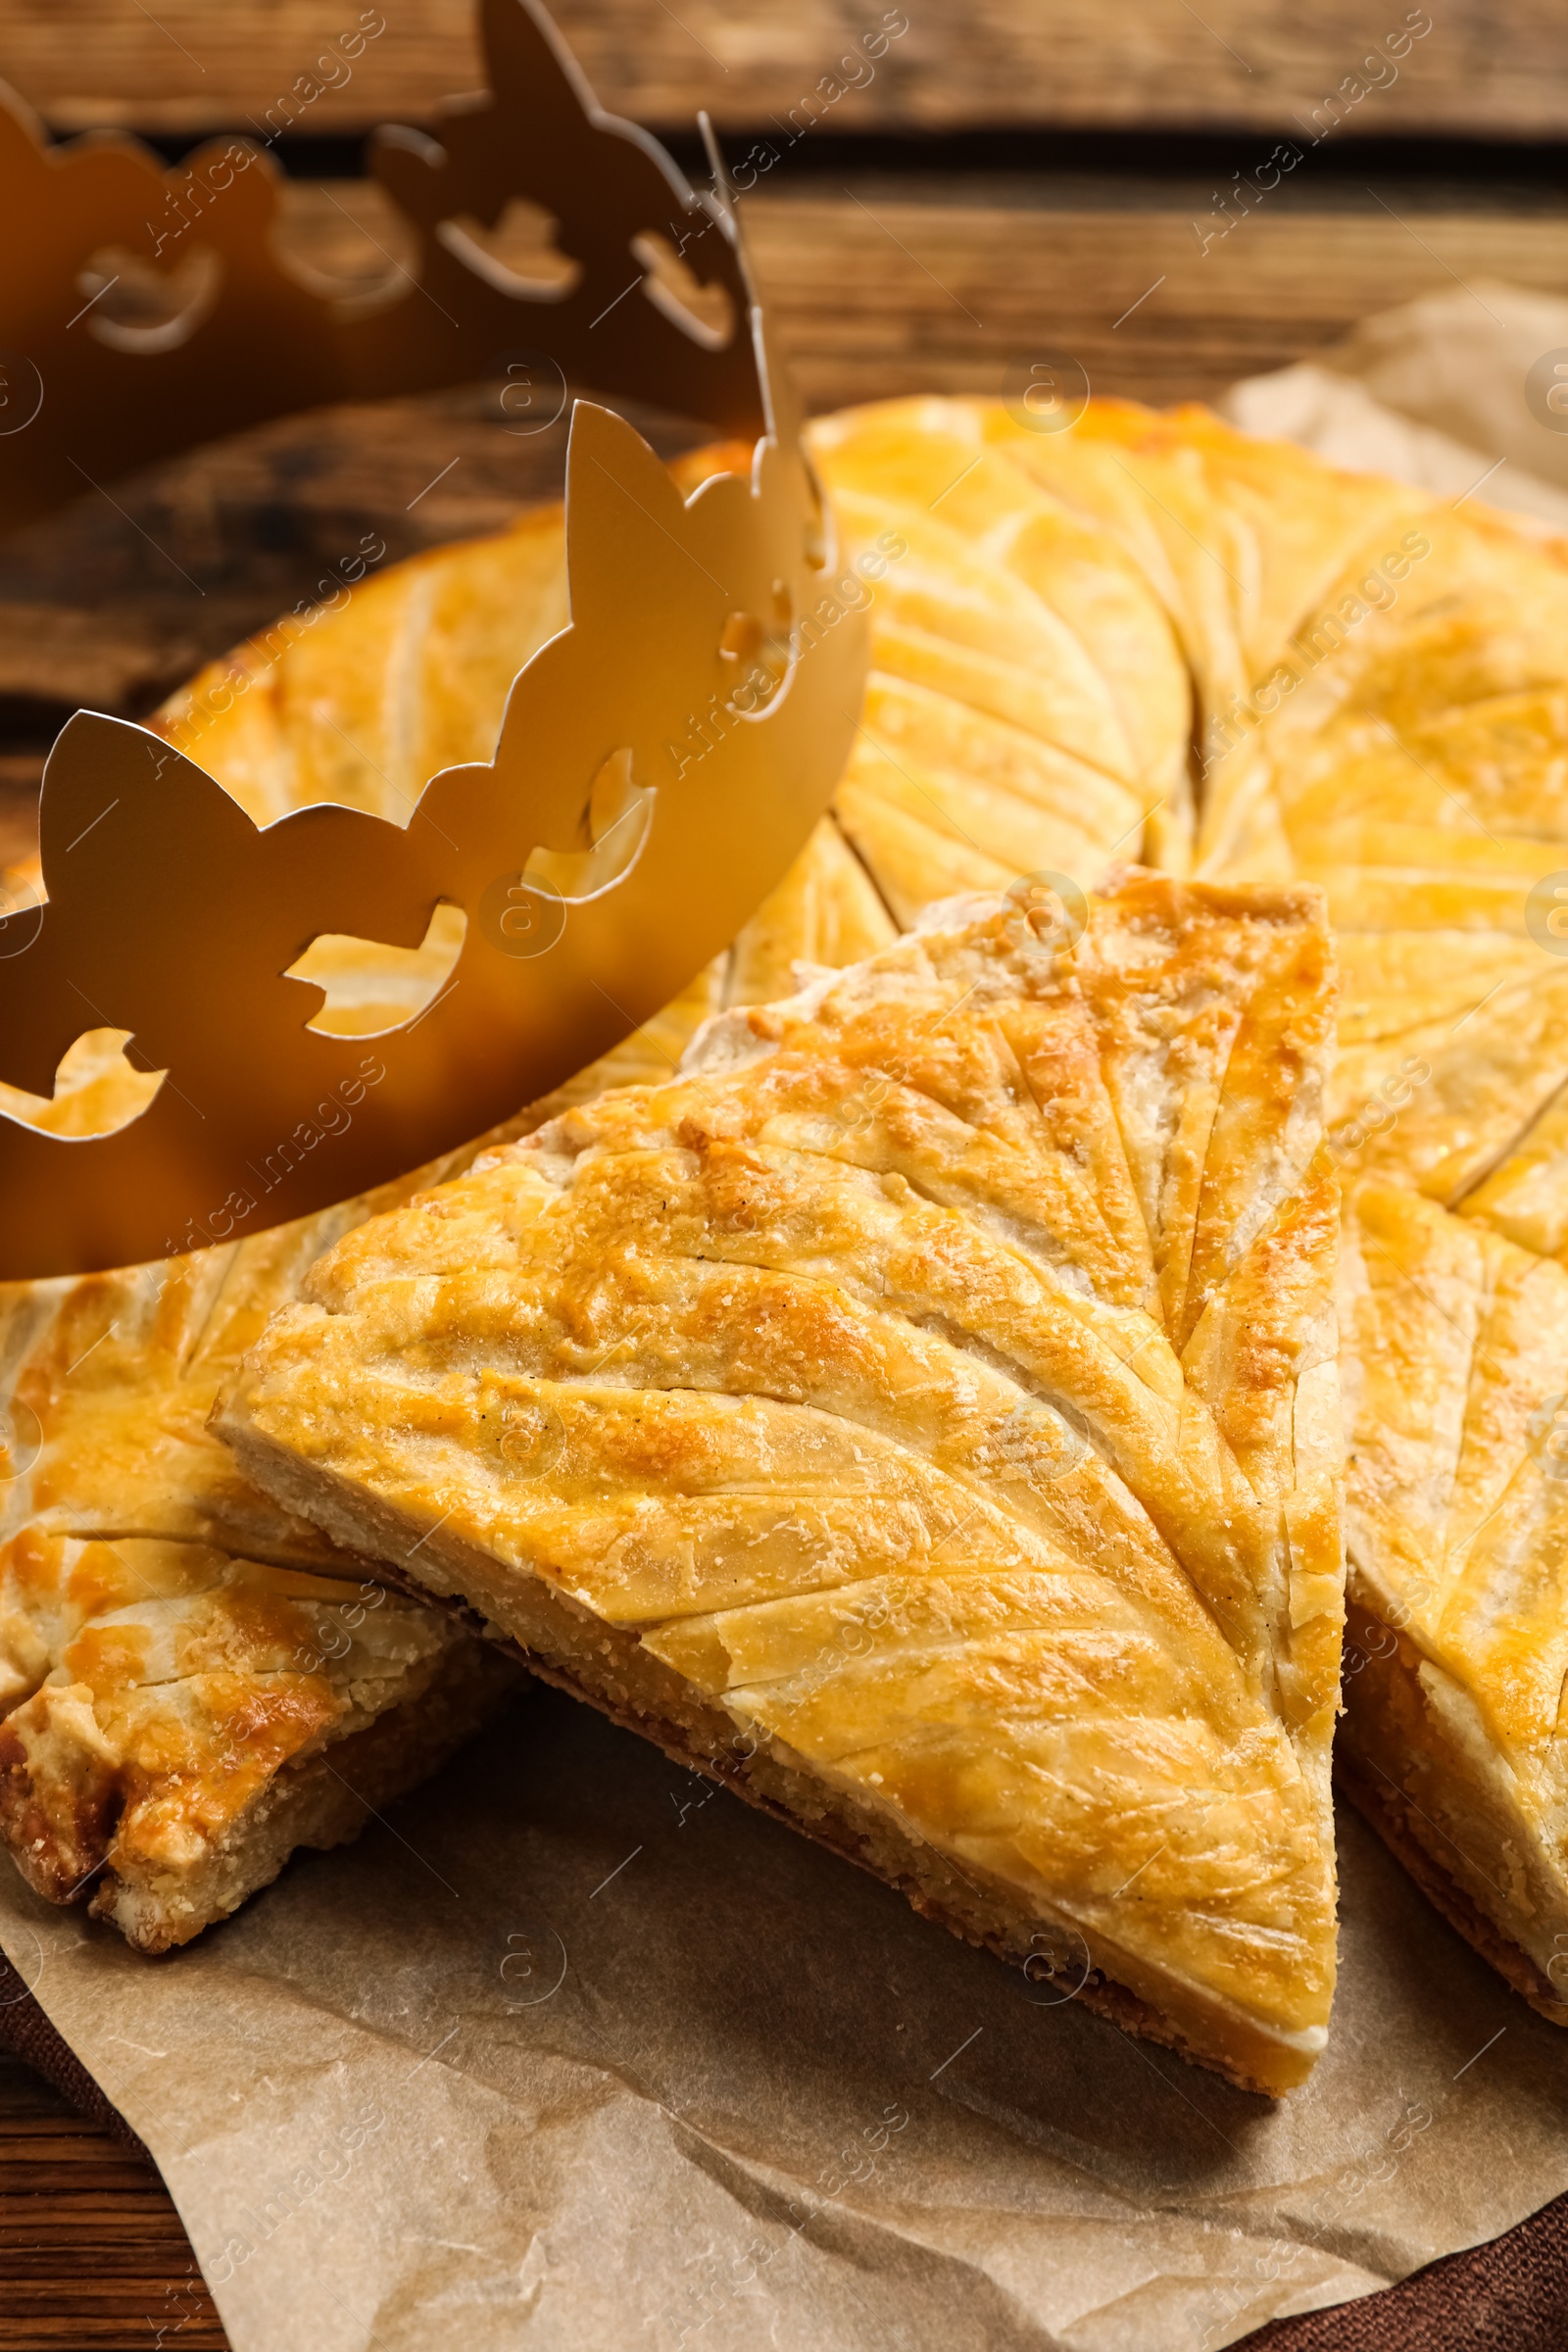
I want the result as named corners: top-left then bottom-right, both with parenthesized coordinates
top-left (0, 1138), bottom-right (549, 1943)
top-left (1336, 1179), bottom-right (1568, 2018)
top-left (220, 877), bottom-right (1344, 2093)
top-left (0, 1526), bottom-right (519, 1946)
top-left (0, 1605), bottom-right (517, 1953)
top-left (228, 1449), bottom-right (1315, 2099)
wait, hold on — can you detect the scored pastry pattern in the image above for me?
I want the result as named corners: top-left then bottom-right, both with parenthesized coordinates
top-left (809, 401), bottom-right (1568, 2030)
top-left (220, 880), bottom-right (1343, 2094)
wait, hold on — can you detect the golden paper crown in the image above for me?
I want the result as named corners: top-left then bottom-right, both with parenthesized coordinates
top-left (0, 0), bottom-right (867, 1278)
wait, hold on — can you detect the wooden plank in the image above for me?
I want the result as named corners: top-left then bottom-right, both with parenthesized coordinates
top-left (1, 0), bottom-right (1565, 141)
top-left (263, 177), bottom-right (1568, 416)
top-left (0, 2054), bottom-right (227, 2350)
top-left (742, 193), bottom-right (1568, 414)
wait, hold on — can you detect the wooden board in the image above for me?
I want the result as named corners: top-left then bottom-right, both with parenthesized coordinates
top-left (1, 0), bottom-right (1566, 139)
top-left (743, 189), bottom-right (1568, 414)
top-left (262, 178), bottom-right (1568, 419)
top-left (0, 2053), bottom-right (224, 2349)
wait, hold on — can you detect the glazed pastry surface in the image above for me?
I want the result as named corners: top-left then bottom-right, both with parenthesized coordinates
top-left (220, 880), bottom-right (1343, 2091)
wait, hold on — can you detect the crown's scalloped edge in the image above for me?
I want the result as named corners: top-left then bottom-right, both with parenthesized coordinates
top-left (0, 0), bottom-right (872, 1278)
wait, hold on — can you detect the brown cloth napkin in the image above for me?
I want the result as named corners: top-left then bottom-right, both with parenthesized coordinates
top-left (1, 1958), bottom-right (147, 2154)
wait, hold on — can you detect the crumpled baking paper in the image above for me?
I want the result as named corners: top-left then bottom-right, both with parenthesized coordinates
top-left (1221, 279), bottom-right (1568, 530)
top-left (4, 1690), bottom-right (1567, 2352)
top-left (7, 287), bottom-right (1568, 2352)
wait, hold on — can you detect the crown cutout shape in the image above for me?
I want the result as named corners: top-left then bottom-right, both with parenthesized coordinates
top-left (0, 0), bottom-right (867, 1278)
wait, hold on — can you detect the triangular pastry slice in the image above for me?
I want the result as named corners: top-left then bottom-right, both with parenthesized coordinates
top-left (219, 876), bottom-right (1345, 2093)
top-left (1338, 1178), bottom-right (1568, 2024)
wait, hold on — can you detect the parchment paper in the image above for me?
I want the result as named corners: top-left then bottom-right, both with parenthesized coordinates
top-left (7, 288), bottom-right (1568, 2352)
top-left (5, 1688), bottom-right (1567, 2352)
top-left (1221, 280), bottom-right (1568, 530)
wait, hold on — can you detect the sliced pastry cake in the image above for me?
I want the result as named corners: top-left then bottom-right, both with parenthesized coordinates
top-left (1338, 1178), bottom-right (1568, 2025)
top-left (219, 875), bottom-right (1345, 2093)
top-left (0, 1192), bottom-right (524, 1954)
top-left (25, 387), bottom-right (1562, 2013)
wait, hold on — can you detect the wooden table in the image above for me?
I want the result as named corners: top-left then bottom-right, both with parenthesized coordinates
top-left (0, 2052), bottom-right (224, 2348)
top-left (0, 6), bottom-right (1564, 2347)
top-left (4, 0), bottom-right (1566, 138)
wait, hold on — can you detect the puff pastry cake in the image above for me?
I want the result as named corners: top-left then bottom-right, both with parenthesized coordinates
top-left (0, 1171), bottom-right (534, 1953)
top-left (17, 390), bottom-right (1568, 2036)
top-left (219, 877), bottom-right (1345, 2094)
top-left (811, 400), bottom-right (1568, 2027)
